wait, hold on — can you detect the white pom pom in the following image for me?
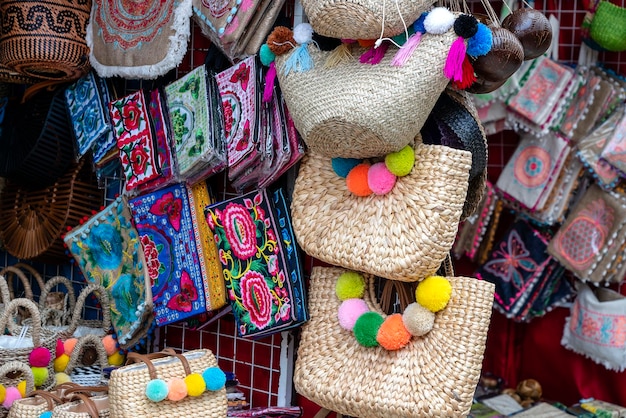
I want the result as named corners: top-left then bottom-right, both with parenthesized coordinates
top-left (293, 23), bottom-right (314, 44)
top-left (423, 7), bottom-right (455, 34)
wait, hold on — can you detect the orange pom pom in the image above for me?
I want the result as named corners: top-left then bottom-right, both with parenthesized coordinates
top-left (267, 26), bottom-right (296, 55)
top-left (64, 338), bottom-right (77, 356)
top-left (167, 378), bottom-right (188, 401)
top-left (376, 313), bottom-right (412, 350)
top-left (102, 335), bottom-right (117, 356)
top-left (346, 163), bottom-right (373, 197)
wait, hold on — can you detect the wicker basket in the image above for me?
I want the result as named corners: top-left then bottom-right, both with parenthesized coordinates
top-left (0, 158), bottom-right (103, 263)
top-left (0, 361), bottom-right (35, 418)
top-left (0, 0), bottom-right (91, 80)
top-left (39, 275), bottom-right (77, 327)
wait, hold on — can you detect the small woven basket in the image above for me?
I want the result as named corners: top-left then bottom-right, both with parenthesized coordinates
top-left (0, 361), bottom-right (35, 418)
top-left (294, 267), bottom-right (495, 418)
top-left (50, 394), bottom-right (110, 418)
top-left (65, 334), bottom-right (109, 387)
top-left (0, 0), bottom-right (91, 80)
top-left (590, 1), bottom-right (626, 52)
top-left (39, 275), bottom-right (77, 327)
top-left (61, 284), bottom-right (111, 340)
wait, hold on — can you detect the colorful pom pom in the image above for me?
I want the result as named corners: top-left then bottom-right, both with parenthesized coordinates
top-left (267, 27), bottom-right (296, 55)
top-left (40, 412), bottom-right (53, 418)
top-left (415, 276), bottom-right (452, 312)
top-left (2, 387), bottom-right (22, 409)
top-left (259, 44), bottom-right (276, 66)
top-left (377, 313), bottom-right (412, 350)
top-left (146, 379), bottom-right (169, 402)
top-left (16, 380), bottom-right (26, 397)
top-left (184, 373), bottom-right (207, 397)
top-left (54, 354), bottom-right (70, 373)
top-left (102, 335), bottom-right (118, 356)
top-left (32, 367), bottom-right (49, 387)
top-left (338, 299), bottom-right (370, 331)
top-left (55, 339), bottom-right (64, 358)
top-left (412, 12), bottom-right (428, 34)
top-left (55, 372), bottom-right (71, 385)
top-left (332, 157), bottom-right (361, 178)
top-left (423, 8), bottom-right (455, 34)
top-left (29, 347), bottom-right (51, 368)
top-left (167, 378), bottom-right (188, 401)
top-left (64, 338), bottom-right (77, 356)
top-left (293, 23), bottom-right (314, 44)
top-left (466, 23), bottom-right (492, 57)
top-left (336, 271), bottom-right (366, 301)
top-left (202, 367), bottom-right (227, 391)
top-left (403, 302), bottom-right (436, 336)
top-left (0, 384), bottom-right (5, 403)
top-left (353, 312), bottom-right (384, 347)
top-left (108, 351), bottom-right (125, 366)
top-left (368, 162), bottom-right (397, 195)
top-left (454, 14), bottom-right (479, 38)
top-left (346, 163), bottom-right (373, 197)
top-left (385, 145), bottom-right (414, 177)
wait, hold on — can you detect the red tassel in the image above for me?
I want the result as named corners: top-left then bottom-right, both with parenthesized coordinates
top-left (452, 55), bottom-right (477, 90)
top-left (359, 42), bottom-right (389, 65)
top-left (263, 62), bottom-right (277, 103)
top-left (444, 37), bottom-right (467, 82)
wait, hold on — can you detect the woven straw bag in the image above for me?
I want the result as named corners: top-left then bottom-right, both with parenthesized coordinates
top-left (39, 276), bottom-right (77, 327)
top-left (0, 0), bottom-right (91, 80)
top-left (294, 266), bottom-right (495, 418)
top-left (108, 349), bottom-right (227, 418)
top-left (301, 0), bottom-right (436, 39)
top-left (291, 139), bottom-right (471, 282)
top-left (51, 394), bottom-right (110, 418)
top-left (590, 1), bottom-right (626, 52)
top-left (61, 284), bottom-right (111, 340)
top-left (0, 361), bottom-right (35, 418)
top-left (274, 31), bottom-right (457, 159)
top-left (65, 335), bottom-right (109, 387)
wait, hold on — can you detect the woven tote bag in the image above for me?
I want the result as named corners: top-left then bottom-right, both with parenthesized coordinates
top-left (291, 138), bottom-right (471, 282)
top-left (274, 30), bottom-right (457, 159)
top-left (301, 0), bottom-right (436, 40)
top-left (0, 361), bottom-right (35, 418)
top-left (39, 275), bottom-right (77, 327)
top-left (108, 349), bottom-right (227, 418)
top-left (294, 266), bottom-right (495, 418)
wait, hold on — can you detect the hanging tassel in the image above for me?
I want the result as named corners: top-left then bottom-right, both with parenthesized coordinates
top-left (283, 43), bottom-right (314, 75)
top-left (452, 55), bottom-right (477, 90)
top-left (263, 62), bottom-right (277, 103)
top-left (359, 42), bottom-right (389, 65)
top-left (324, 43), bottom-right (354, 68)
top-left (391, 32), bottom-right (422, 67)
top-left (443, 37), bottom-right (467, 82)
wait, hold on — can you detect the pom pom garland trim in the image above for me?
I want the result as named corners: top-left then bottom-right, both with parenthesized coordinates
top-left (145, 366), bottom-right (226, 402)
top-left (337, 272), bottom-right (452, 350)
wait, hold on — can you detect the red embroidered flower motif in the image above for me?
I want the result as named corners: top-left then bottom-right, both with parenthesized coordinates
top-left (240, 270), bottom-right (272, 330)
top-left (229, 62), bottom-right (250, 91)
top-left (122, 101), bottom-right (142, 132)
top-left (140, 235), bottom-right (161, 286)
top-left (223, 100), bottom-right (234, 139)
top-left (166, 271), bottom-right (198, 313)
top-left (222, 203), bottom-right (257, 260)
top-left (149, 192), bottom-right (183, 232)
top-left (130, 145), bottom-right (150, 175)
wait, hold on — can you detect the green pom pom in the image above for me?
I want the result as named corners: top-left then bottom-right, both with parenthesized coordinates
top-left (259, 44), bottom-right (276, 66)
top-left (336, 271), bottom-right (366, 301)
top-left (31, 367), bottom-right (49, 387)
top-left (353, 312), bottom-right (384, 347)
top-left (203, 367), bottom-right (226, 391)
top-left (385, 145), bottom-right (415, 177)
top-left (146, 379), bottom-right (169, 402)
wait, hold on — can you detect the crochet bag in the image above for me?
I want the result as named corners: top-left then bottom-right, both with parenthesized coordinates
top-left (294, 266), bottom-right (494, 418)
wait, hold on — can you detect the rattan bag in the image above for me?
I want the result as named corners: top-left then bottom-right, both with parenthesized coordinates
top-left (294, 266), bottom-right (495, 418)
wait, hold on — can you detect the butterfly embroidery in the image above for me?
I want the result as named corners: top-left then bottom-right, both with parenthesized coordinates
top-left (167, 270), bottom-right (198, 312)
top-left (149, 191), bottom-right (182, 232)
top-left (229, 63), bottom-right (250, 92)
top-left (484, 229), bottom-right (538, 290)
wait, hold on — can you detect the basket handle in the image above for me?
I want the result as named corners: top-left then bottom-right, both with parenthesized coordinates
top-left (0, 298), bottom-right (42, 346)
top-left (12, 263), bottom-right (46, 298)
top-left (66, 284), bottom-right (112, 337)
top-left (0, 274), bottom-right (11, 306)
top-left (66, 392), bottom-right (102, 418)
top-left (64, 334), bottom-right (109, 377)
top-left (126, 349), bottom-right (191, 380)
top-left (0, 265), bottom-right (34, 300)
top-left (29, 390), bottom-right (64, 411)
top-left (0, 361), bottom-right (35, 397)
top-left (39, 275), bottom-right (77, 312)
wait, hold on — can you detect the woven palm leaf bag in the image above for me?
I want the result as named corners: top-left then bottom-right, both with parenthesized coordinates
top-left (294, 267), bottom-right (495, 418)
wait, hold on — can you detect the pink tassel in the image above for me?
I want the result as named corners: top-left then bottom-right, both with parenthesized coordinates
top-left (391, 32), bottom-right (422, 67)
top-left (443, 37), bottom-right (467, 82)
top-left (263, 62), bottom-right (276, 103)
top-left (359, 42), bottom-right (389, 65)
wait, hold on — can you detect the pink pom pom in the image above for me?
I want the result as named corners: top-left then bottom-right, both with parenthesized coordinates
top-left (2, 387), bottom-right (22, 409)
top-left (338, 299), bottom-right (370, 331)
top-left (102, 335), bottom-right (118, 356)
top-left (368, 162), bottom-right (397, 195)
top-left (55, 339), bottom-right (64, 358)
top-left (64, 338), bottom-right (77, 356)
top-left (29, 347), bottom-right (51, 368)
top-left (167, 378), bottom-right (188, 401)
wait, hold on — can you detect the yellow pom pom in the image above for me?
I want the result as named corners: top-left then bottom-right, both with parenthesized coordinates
top-left (415, 276), bottom-right (452, 312)
top-left (108, 351), bottom-right (125, 366)
top-left (184, 373), bottom-right (207, 397)
top-left (55, 372), bottom-right (71, 385)
top-left (335, 271), bottom-right (366, 301)
top-left (0, 384), bottom-right (6, 403)
top-left (17, 380), bottom-right (26, 397)
top-left (54, 354), bottom-right (70, 373)
top-left (31, 367), bottom-right (49, 387)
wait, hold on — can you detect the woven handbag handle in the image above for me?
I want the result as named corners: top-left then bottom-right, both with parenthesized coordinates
top-left (443, 253), bottom-right (455, 277)
top-left (0, 274), bottom-right (10, 306)
top-left (64, 334), bottom-right (109, 377)
top-left (29, 390), bottom-right (65, 411)
top-left (65, 284), bottom-right (112, 337)
top-left (126, 349), bottom-right (192, 380)
top-left (0, 360), bottom-right (35, 396)
top-left (0, 265), bottom-right (34, 300)
top-left (11, 263), bottom-right (46, 297)
top-left (313, 408), bottom-right (344, 418)
top-left (0, 298), bottom-right (42, 346)
top-left (66, 392), bottom-right (102, 418)
top-left (39, 275), bottom-right (77, 312)
top-left (63, 385), bottom-right (109, 398)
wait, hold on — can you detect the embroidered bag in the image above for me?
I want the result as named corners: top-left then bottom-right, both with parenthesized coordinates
top-left (561, 281), bottom-right (626, 371)
top-left (164, 64), bottom-right (226, 181)
top-left (294, 266), bottom-right (494, 418)
top-left (86, 0), bottom-right (192, 79)
top-left (204, 188), bottom-right (308, 338)
top-left (63, 196), bottom-right (154, 350)
top-left (110, 90), bottom-right (161, 192)
top-left (128, 182), bottom-right (227, 327)
top-left (600, 105), bottom-right (626, 177)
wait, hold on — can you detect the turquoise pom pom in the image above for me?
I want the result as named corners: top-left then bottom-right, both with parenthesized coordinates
top-left (466, 23), bottom-right (492, 56)
top-left (203, 367), bottom-right (227, 391)
top-left (259, 44), bottom-right (275, 66)
top-left (412, 12), bottom-right (428, 34)
top-left (146, 379), bottom-right (169, 402)
top-left (39, 413), bottom-right (53, 418)
top-left (332, 158), bottom-right (361, 178)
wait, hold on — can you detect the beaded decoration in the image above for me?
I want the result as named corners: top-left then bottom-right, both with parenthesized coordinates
top-left (336, 271), bottom-right (452, 350)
